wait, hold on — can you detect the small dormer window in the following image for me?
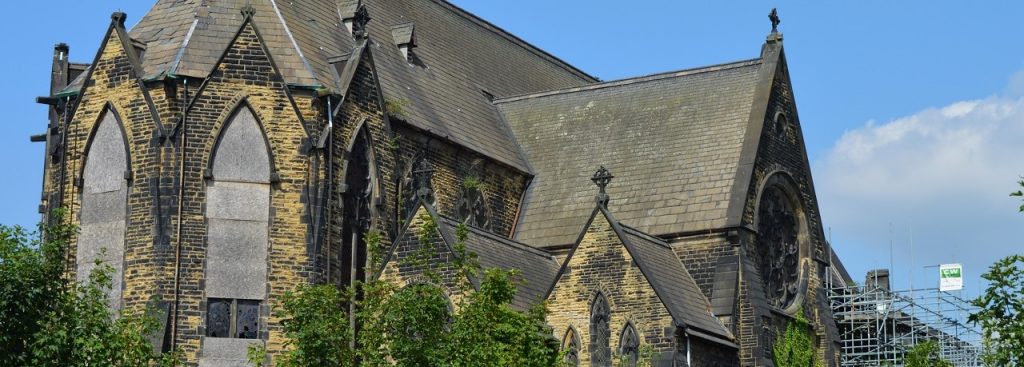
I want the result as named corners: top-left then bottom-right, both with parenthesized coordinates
top-left (339, 0), bottom-right (360, 34)
top-left (391, 23), bottom-right (417, 64)
top-left (131, 38), bottom-right (147, 63)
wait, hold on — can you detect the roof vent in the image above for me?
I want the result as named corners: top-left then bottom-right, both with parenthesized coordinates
top-left (390, 23), bottom-right (416, 63)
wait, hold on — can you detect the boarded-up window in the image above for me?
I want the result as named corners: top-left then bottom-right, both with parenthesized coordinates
top-left (205, 106), bottom-right (270, 301)
top-left (200, 106), bottom-right (269, 366)
top-left (77, 109), bottom-right (128, 310)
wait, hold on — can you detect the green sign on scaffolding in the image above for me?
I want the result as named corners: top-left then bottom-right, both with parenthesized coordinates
top-left (939, 263), bottom-right (963, 291)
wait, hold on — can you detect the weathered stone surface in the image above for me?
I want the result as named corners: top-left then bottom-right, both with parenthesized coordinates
top-left (205, 219), bottom-right (268, 300)
top-left (206, 182), bottom-right (270, 222)
top-left (198, 338), bottom-right (263, 367)
top-left (211, 107), bottom-right (270, 183)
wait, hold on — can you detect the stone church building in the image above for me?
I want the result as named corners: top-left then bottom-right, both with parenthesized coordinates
top-left (34, 0), bottom-right (842, 365)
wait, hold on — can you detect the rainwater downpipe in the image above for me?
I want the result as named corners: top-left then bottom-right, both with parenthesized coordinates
top-left (170, 77), bottom-right (189, 351)
top-left (325, 97), bottom-right (334, 282)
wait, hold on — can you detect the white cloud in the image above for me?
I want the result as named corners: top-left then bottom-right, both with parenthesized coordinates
top-left (814, 83), bottom-right (1024, 294)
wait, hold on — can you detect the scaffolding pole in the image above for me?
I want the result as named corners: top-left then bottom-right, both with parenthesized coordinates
top-left (829, 284), bottom-right (982, 367)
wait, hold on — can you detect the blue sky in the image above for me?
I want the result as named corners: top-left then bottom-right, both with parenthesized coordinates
top-left (1, 1), bottom-right (1021, 298)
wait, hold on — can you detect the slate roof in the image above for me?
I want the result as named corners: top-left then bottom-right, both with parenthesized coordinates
top-left (100, 0), bottom-right (596, 172)
top-left (497, 59), bottom-right (764, 246)
top-left (615, 221), bottom-right (734, 343)
top-left (436, 216), bottom-right (561, 310)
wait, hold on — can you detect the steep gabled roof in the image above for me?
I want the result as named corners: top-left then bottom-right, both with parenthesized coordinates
top-left (550, 205), bottom-right (735, 346)
top-left (118, 0), bottom-right (596, 172)
top-left (498, 59), bottom-right (764, 246)
top-left (617, 223), bottom-right (733, 344)
top-left (382, 199), bottom-right (560, 311)
top-left (436, 217), bottom-right (560, 311)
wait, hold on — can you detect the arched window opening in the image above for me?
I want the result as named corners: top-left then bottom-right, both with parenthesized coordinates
top-left (619, 323), bottom-right (639, 367)
top-left (590, 293), bottom-right (611, 367)
top-left (756, 179), bottom-right (803, 310)
top-left (455, 176), bottom-right (489, 230)
top-left (204, 106), bottom-right (269, 340)
top-left (77, 108), bottom-right (129, 310)
top-left (342, 128), bottom-right (373, 290)
top-left (563, 327), bottom-right (581, 367)
top-left (399, 154), bottom-right (434, 220)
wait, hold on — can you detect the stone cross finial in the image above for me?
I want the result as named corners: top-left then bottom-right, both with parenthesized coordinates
top-left (413, 158), bottom-right (435, 199)
top-left (352, 4), bottom-right (372, 38)
top-left (769, 8), bottom-right (781, 33)
top-left (591, 166), bottom-right (614, 208)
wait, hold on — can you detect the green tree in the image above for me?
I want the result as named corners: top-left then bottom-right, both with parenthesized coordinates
top-left (258, 218), bottom-right (562, 367)
top-left (248, 284), bottom-right (354, 367)
top-left (443, 268), bottom-right (560, 367)
top-left (772, 307), bottom-right (818, 367)
top-left (31, 259), bottom-right (164, 366)
top-left (1, 212), bottom-right (175, 366)
top-left (969, 254), bottom-right (1024, 366)
top-left (0, 214), bottom-right (73, 365)
top-left (904, 340), bottom-right (953, 367)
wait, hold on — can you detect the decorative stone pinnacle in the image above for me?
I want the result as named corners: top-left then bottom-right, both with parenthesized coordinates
top-left (241, 3), bottom-right (256, 18)
top-left (413, 158), bottom-right (435, 199)
top-left (768, 8), bottom-right (781, 33)
top-left (111, 12), bottom-right (127, 27)
top-left (352, 4), bottom-right (372, 38)
top-left (591, 166), bottom-right (614, 207)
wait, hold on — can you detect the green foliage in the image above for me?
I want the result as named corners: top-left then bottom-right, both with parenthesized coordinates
top-left (0, 213), bottom-right (72, 365)
top-left (1, 211), bottom-right (173, 366)
top-left (384, 98), bottom-right (410, 120)
top-left (462, 175), bottom-right (485, 191)
top-left (904, 340), bottom-right (953, 367)
top-left (1013, 177), bottom-right (1024, 212)
top-left (969, 255), bottom-right (1024, 366)
top-left (772, 308), bottom-right (818, 367)
top-left (253, 284), bottom-right (354, 367)
top-left (443, 268), bottom-right (560, 367)
top-left (31, 257), bottom-right (165, 366)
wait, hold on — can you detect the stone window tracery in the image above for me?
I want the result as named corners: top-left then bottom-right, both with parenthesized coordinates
top-left (590, 293), bottom-right (611, 367)
top-left (206, 298), bottom-right (259, 339)
top-left (342, 128), bottom-right (373, 288)
top-left (399, 154), bottom-right (433, 218)
top-left (619, 323), bottom-right (639, 367)
top-left (455, 177), bottom-right (489, 230)
top-left (563, 327), bottom-right (580, 367)
top-left (756, 182), bottom-right (802, 310)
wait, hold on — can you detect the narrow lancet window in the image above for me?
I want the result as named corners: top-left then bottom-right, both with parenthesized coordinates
top-left (204, 106), bottom-right (270, 339)
top-left (590, 293), bottom-right (611, 367)
top-left (77, 108), bottom-right (129, 310)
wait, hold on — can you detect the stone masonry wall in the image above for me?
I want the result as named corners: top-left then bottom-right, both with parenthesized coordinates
top-left (56, 23), bottom-right (169, 321)
top-left (173, 21), bottom-right (314, 363)
top-left (736, 52), bottom-right (838, 366)
top-left (546, 212), bottom-right (677, 366)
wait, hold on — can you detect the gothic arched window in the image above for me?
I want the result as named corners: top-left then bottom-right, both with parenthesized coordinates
top-left (342, 127), bottom-right (374, 289)
top-left (455, 177), bottom-right (489, 230)
top-left (399, 154), bottom-right (433, 219)
top-left (756, 178), bottom-right (803, 310)
top-left (77, 108), bottom-right (129, 310)
top-left (204, 105), bottom-right (269, 340)
top-left (590, 293), bottom-right (611, 367)
top-left (619, 323), bottom-right (639, 367)
top-left (562, 327), bottom-right (580, 367)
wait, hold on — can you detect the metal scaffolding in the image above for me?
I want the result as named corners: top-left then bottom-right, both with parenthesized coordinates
top-left (829, 284), bottom-right (982, 366)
